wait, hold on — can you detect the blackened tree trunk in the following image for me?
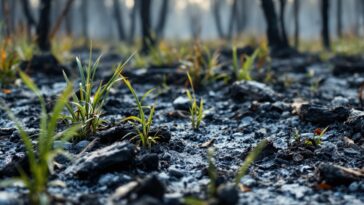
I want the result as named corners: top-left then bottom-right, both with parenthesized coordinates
top-left (113, 0), bottom-right (126, 41)
top-left (336, 0), bottom-right (342, 38)
top-left (36, 0), bottom-right (52, 52)
top-left (260, 0), bottom-right (286, 50)
top-left (52, 0), bottom-right (61, 26)
top-left (9, 0), bottom-right (15, 35)
top-left (227, 0), bottom-right (238, 39)
top-left (293, 0), bottom-right (300, 48)
top-left (20, 0), bottom-right (36, 38)
top-left (1, 0), bottom-right (11, 37)
top-left (189, 11), bottom-right (201, 40)
top-left (212, 0), bottom-right (225, 39)
top-left (156, 0), bottom-right (169, 38)
top-left (213, 0), bottom-right (245, 39)
top-left (20, 0), bottom-right (36, 28)
top-left (279, 0), bottom-right (289, 47)
top-left (128, 0), bottom-right (139, 43)
top-left (81, 0), bottom-right (89, 42)
top-left (293, 0), bottom-right (301, 49)
top-left (140, 0), bottom-right (155, 53)
top-left (321, 0), bottom-right (330, 50)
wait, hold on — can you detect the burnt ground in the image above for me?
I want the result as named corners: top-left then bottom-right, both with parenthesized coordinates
top-left (0, 51), bottom-right (364, 205)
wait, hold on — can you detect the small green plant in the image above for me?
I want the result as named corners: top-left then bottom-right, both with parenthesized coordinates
top-left (121, 77), bottom-right (158, 148)
top-left (0, 72), bottom-right (79, 205)
top-left (182, 42), bottom-right (221, 87)
top-left (132, 41), bottom-right (181, 68)
top-left (155, 75), bottom-right (171, 96)
top-left (149, 43), bottom-right (168, 66)
top-left (179, 43), bottom-right (203, 87)
top-left (183, 148), bottom-right (217, 205)
top-left (186, 73), bottom-right (204, 130)
top-left (62, 52), bottom-right (130, 137)
top-left (207, 148), bottom-right (218, 198)
top-left (201, 46), bottom-right (222, 85)
top-left (234, 139), bottom-right (267, 184)
top-left (51, 36), bottom-right (74, 63)
top-left (306, 69), bottom-right (321, 94)
top-left (232, 47), bottom-right (260, 81)
top-left (15, 39), bottom-right (35, 61)
top-left (184, 140), bottom-right (267, 205)
top-left (310, 79), bottom-right (320, 94)
top-left (305, 127), bottom-right (328, 146)
top-left (0, 39), bottom-right (19, 86)
top-left (149, 41), bottom-right (184, 66)
top-left (133, 52), bottom-right (148, 68)
top-left (292, 127), bottom-right (301, 143)
top-left (292, 127), bottom-right (328, 147)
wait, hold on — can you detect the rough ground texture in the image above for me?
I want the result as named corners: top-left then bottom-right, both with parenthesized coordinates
top-left (0, 52), bottom-right (364, 205)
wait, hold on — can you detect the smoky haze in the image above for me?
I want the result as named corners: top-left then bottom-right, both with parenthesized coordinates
top-left (5, 0), bottom-right (364, 41)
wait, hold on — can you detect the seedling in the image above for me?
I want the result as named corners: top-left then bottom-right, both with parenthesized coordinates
top-left (132, 41), bottom-right (181, 68)
top-left (183, 43), bottom-right (203, 87)
top-left (0, 39), bottom-right (19, 86)
top-left (183, 148), bottom-right (217, 205)
top-left (133, 52), bottom-right (148, 68)
top-left (62, 51), bottom-right (130, 137)
top-left (305, 127), bottom-right (328, 146)
top-left (232, 47), bottom-right (260, 81)
top-left (182, 42), bottom-right (221, 87)
top-left (207, 148), bottom-right (218, 198)
top-left (186, 73), bottom-right (204, 130)
top-left (292, 127), bottom-right (328, 147)
top-left (235, 139), bottom-right (267, 184)
top-left (0, 72), bottom-right (79, 205)
top-left (310, 80), bottom-right (320, 94)
top-left (202, 46), bottom-right (222, 85)
top-left (292, 127), bottom-right (301, 143)
top-left (51, 36), bottom-right (74, 63)
top-left (121, 77), bottom-right (158, 148)
top-left (15, 38), bottom-right (35, 61)
top-left (149, 42), bottom-right (170, 66)
top-left (307, 70), bottom-right (321, 94)
top-left (184, 140), bottom-right (267, 205)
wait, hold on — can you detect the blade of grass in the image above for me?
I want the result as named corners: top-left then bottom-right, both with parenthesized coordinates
top-left (235, 139), bottom-right (267, 184)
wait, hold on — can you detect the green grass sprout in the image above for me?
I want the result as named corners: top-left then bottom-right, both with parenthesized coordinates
top-left (0, 71), bottom-right (79, 205)
top-left (62, 50), bottom-right (132, 137)
top-left (232, 47), bottom-right (260, 81)
top-left (187, 72), bottom-right (204, 129)
top-left (235, 139), bottom-right (267, 184)
top-left (121, 76), bottom-right (158, 148)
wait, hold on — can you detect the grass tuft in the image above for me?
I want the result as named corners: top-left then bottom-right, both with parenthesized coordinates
top-left (0, 72), bottom-right (79, 205)
top-left (186, 72), bottom-right (204, 130)
top-left (62, 50), bottom-right (131, 138)
top-left (232, 47), bottom-right (260, 81)
top-left (121, 76), bottom-right (158, 148)
top-left (0, 39), bottom-right (19, 86)
top-left (184, 140), bottom-right (266, 205)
